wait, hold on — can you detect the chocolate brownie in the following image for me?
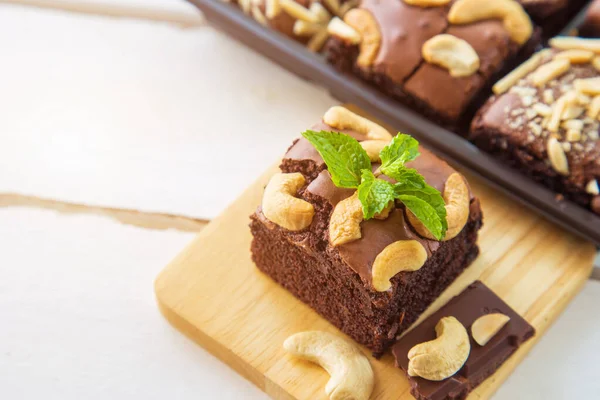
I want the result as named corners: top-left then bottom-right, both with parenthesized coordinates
top-left (580, 0), bottom-right (600, 38)
top-left (250, 107), bottom-right (483, 355)
top-left (325, 0), bottom-right (541, 132)
top-left (393, 281), bottom-right (535, 400)
top-left (471, 38), bottom-right (600, 216)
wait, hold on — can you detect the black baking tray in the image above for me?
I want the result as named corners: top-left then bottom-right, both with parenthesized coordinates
top-left (190, 0), bottom-right (600, 246)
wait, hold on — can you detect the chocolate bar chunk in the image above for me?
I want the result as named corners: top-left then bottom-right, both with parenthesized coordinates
top-left (471, 40), bottom-right (600, 216)
top-left (250, 106), bottom-right (483, 355)
top-left (325, 0), bottom-right (540, 131)
top-left (392, 281), bottom-right (535, 400)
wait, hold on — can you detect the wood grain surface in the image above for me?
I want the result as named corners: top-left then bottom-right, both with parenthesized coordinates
top-left (155, 159), bottom-right (595, 400)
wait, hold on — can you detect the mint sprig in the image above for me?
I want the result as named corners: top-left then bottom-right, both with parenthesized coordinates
top-left (302, 130), bottom-right (370, 188)
top-left (302, 130), bottom-right (447, 240)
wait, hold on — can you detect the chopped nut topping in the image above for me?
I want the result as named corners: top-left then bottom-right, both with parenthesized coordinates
top-left (561, 105), bottom-right (585, 120)
top-left (530, 59), bottom-right (571, 87)
top-left (574, 77), bottom-right (600, 95)
top-left (543, 89), bottom-right (555, 104)
top-left (547, 137), bottom-right (569, 175)
top-left (566, 129), bottom-right (582, 142)
top-left (563, 119), bottom-right (584, 131)
top-left (529, 121), bottom-right (542, 136)
top-left (533, 103), bottom-right (552, 117)
top-left (587, 180), bottom-right (600, 195)
top-left (550, 37), bottom-right (600, 53)
top-left (555, 49), bottom-right (595, 64)
top-left (493, 50), bottom-right (551, 94)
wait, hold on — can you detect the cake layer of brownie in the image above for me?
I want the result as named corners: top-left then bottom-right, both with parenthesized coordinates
top-left (471, 42), bottom-right (600, 215)
top-left (325, 0), bottom-right (540, 132)
top-left (392, 281), bottom-right (535, 400)
top-left (580, 0), bottom-right (600, 38)
top-left (250, 107), bottom-right (483, 355)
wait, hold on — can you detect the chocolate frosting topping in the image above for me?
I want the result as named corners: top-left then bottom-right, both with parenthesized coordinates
top-left (361, 0), bottom-right (447, 84)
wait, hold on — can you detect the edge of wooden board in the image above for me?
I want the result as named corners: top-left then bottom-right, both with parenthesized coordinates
top-left (155, 163), bottom-right (596, 400)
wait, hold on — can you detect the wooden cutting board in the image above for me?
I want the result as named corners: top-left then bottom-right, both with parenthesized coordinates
top-left (155, 161), bottom-right (595, 400)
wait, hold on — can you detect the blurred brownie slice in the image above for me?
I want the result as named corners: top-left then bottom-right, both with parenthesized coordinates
top-left (250, 107), bottom-right (483, 355)
top-left (471, 37), bottom-right (600, 215)
top-left (325, 0), bottom-right (540, 131)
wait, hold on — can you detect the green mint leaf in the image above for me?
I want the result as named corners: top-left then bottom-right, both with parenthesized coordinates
top-left (379, 133), bottom-right (420, 178)
top-left (302, 130), bottom-right (371, 188)
top-left (358, 169), bottom-right (396, 220)
top-left (394, 181), bottom-right (447, 240)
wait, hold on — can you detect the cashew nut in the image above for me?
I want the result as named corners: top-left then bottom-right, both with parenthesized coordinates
top-left (360, 139), bottom-right (388, 162)
top-left (344, 9), bottom-right (381, 68)
top-left (371, 240), bottom-right (427, 292)
top-left (329, 192), bottom-right (363, 246)
top-left (422, 34), bottom-right (480, 78)
top-left (471, 313), bottom-right (511, 346)
top-left (448, 0), bottom-right (533, 45)
top-left (407, 316), bottom-right (471, 381)
top-left (403, 0), bottom-right (451, 6)
top-left (283, 331), bottom-right (374, 400)
top-left (262, 173), bottom-right (315, 231)
top-left (407, 172), bottom-right (470, 241)
top-left (323, 106), bottom-right (393, 141)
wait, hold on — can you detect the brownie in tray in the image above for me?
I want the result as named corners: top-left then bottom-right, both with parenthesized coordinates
top-left (250, 106), bottom-right (483, 355)
top-left (471, 36), bottom-right (600, 216)
top-left (324, 0), bottom-right (541, 132)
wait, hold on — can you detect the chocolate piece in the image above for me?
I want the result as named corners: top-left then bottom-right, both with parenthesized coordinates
top-left (250, 113), bottom-right (483, 355)
top-left (580, 0), bottom-right (600, 38)
top-left (325, 0), bottom-right (541, 131)
top-left (392, 281), bottom-right (535, 400)
top-left (471, 48), bottom-right (600, 216)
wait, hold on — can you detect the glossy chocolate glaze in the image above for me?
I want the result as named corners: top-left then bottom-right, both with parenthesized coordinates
top-left (361, 0), bottom-right (448, 84)
top-left (392, 281), bottom-right (535, 400)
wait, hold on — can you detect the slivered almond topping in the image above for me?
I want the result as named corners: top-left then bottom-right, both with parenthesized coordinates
top-left (561, 105), bottom-right (585, 120)
top-left (529, 59), bottom-right (571, 87)
top-left (574, 77), bottom-right (600, 95)
top-left (562, 119), bottom-right (584, 131)
top-left (547, 138), bottom-right (569, 175)
top-left (532, 103), bottom-right (552, 117)
top-left (493, 50), bottom-right (551, 94)
top-left (593, 56), bottom-right (600, 72)
top-left (322, 0), bottom-right (341, 14)
top-left (310, 2), bottom-right (331, 23)
top-left (293, 20), bottom-right (322, 36)
top-left (548, 94), bottom-right (570, 132)
top-left (528, 121), bottom-right (542, 136)
top-left (550, 37), bottom-right (600, 53)
top-left (279, 0), bottom-right (319, 22)
top-left (327, 17), bottom-right (361, 44)
top-left (265, 0), bottom-right (281, 18)
top-left (577, 93), bottom-right (592, 105)
top-left (566, 129), bottom-right (582, 142)
top-left (306, 29), bottom-right (329, 52)
top-left (588, 96), bottom-right (600, 119)
top-left (543, 89), bottom-right (555, 104)
top-left (251, 5), bottom-right (269, 26)
top-left (554, 49), bottom-right (595, 64)
top-left (587, 180), bottom-right (600, 195)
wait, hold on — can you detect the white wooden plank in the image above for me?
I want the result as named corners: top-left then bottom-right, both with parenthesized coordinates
top-left (0, 207), bottom-right (268, 400)
top-left (0, 5), bottom-right (336, 220)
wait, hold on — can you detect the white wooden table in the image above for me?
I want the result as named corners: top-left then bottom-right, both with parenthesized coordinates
top-left (0, 2), bottom-right (598, 399)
